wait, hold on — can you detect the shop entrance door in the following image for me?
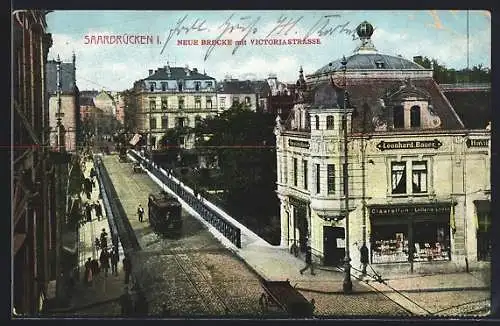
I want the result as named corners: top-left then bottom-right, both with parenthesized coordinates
top-left (323, 226), bottom-right (345, 266)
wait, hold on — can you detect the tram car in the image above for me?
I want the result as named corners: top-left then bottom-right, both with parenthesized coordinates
top-left (148, 191), bottom-right (182, 235)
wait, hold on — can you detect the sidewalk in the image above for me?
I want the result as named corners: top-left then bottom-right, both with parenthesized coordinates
top-left (137, 152), bottom-right (491, 317)
top-left (54, 158), bottom-right (128, 316)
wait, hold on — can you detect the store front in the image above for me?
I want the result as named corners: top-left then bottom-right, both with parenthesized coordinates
top-left (369, 203), bottom-right (453, 264)
top-left (474, 200), bottom-right (491, 261)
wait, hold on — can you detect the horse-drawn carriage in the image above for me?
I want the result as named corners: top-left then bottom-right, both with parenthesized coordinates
top-left (259, 279), bottom-right (315, 318)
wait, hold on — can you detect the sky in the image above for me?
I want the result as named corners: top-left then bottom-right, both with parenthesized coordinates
top-left (45, 10), bottom-right (491, 92)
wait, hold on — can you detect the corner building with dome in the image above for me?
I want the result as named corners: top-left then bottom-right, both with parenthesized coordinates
top-left (274, 21), bottom-right (491, 273)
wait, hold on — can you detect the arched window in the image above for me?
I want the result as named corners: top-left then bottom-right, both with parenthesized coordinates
top-left (393, 105), bottom-right (404, 128)
top-left (410, 105), bottom-right (421, 128)
top-left (305, 113), bottom-right (311, 130)
top-left (326, 115), bottom-right (334, 130)
top-left (315, 115), bottom-right (320, 130)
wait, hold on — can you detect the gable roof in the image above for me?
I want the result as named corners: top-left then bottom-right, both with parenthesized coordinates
top-left (144, 67), bottom-right (216, 81)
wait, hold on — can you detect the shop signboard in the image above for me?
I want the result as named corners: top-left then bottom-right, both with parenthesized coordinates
top-left (370, 204), bottom-right (451, 217)
top-left (376, 139), bottom-right (442, 151)
top-left (288, 139), bottom-right (310, 149)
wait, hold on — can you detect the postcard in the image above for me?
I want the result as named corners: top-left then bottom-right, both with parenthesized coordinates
top-left (12, 9), bottom-right (492, 319)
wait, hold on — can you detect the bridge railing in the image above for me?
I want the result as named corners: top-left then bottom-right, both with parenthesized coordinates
top-left (127, 150), bottom-right (242, 248)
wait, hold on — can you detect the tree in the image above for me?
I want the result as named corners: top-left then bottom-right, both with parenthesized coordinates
top-left (193, 103), bottom-right (278, 218)
top-left (413, 56), bottom-right (491, 84)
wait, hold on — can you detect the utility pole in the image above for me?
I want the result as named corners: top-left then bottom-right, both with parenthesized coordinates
top-left (341, 55), bottom-right (352, 294)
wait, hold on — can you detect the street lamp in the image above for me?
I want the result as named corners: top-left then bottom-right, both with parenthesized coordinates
top-left (341, 55), bottom-right (353, 294)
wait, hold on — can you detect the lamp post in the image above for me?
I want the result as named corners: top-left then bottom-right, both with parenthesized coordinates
top-left (341, 55), bottom-right (353, 294)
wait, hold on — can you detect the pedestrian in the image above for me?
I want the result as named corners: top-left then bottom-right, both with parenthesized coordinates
top-left (84, 257), bottom-right (92, 286)
top-left (95, 237), bottom-right (101, 252)
top-left (360, 242), bottom-right (369, 275)
top-left (94, 201), bottom-right (103, 221)
top-left (123, 255), bottom-right (132, 284)
top-left (137, 204), bottom-right (144, 223)
top-left (90, 258), bottom-right (100, 277)
top-left (119, 287), bottom-right (133, 316)
top-left (100, 229), bottom-right (108, 251)
top-left (85, 204), bottom-right (92, 222)
top-left (111, 246), bottom-right (119, 276)
top-left (299, 245), bottom-right (316, 275)
top-left (100, 249), bottom-right (110, 277)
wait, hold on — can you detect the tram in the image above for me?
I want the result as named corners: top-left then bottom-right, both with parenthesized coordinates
top-left (148, 191), bottom-right (182, 235)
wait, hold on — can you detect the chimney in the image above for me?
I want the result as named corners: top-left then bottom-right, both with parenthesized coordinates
top-left (413, 56), bottom-right (422, 63)
top-left (193, 68), bottom-right (198, 73)
top-left (149, 69), bottom-right (154, 76)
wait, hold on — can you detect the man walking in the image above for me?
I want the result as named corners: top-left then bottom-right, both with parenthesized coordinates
top-left (137, 204), bottom-right (145, 223)
top-left (94, 201), bottom-right (103, 221)
top-left (123, 255), bottom-right (132, 284)
top-left (360, 242), bottom-right (369, 275)
top-left (100, 229), bottom-right (108, 251)
top-left (85, 203), bottom-right (92, 222)
top-left (111, 246), bottom-right (119, 276)
top-left (100, 249), bottom-right (110, 277)
top-left (299, 245), bottom-right (316, 275)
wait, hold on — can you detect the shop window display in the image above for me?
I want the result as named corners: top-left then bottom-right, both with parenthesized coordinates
top-left (371, 222), bottom-right (451, 264)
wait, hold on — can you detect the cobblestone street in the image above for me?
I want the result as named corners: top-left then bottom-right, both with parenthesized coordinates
top-left (102, 154), bottom-right (411, 317)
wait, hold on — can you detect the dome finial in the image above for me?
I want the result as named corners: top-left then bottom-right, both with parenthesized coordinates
top-left (354, 21), bottom-right (377, 54)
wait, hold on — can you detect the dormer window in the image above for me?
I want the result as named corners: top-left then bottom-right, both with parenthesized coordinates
top-left (393, 105), bottom-right (404, 128)
top-left (326, 115), bottom-right (334, 130)
top-left (178, 80), bottom-right (183, 91)
top-left (375, 60), bottom-right (384, 68)
top-left (161, 82), bottom-right (167, 91)
top-left (150, 82), bottom-right (156, 92)
top-left (195, 81), bottom-right (201, 91)
top-left (410, 105), bottom-right (421, 128)
top-left (205, 81), bottom-right (213, 88)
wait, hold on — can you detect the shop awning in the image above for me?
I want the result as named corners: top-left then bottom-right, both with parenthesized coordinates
top-left (129, 133), bottom-right (142, 146)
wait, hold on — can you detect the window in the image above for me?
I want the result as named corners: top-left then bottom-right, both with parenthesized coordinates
top-left (316, 164), bottom-right (320, 194)
top-left (161, 116), bottom-right (168, 128)
top-left (341, 116), bottom-right (346, 130)
top-left (161, 82), bottom-right (167, 91)
top-left (245, 96), bottom-right (251, 106)
top-left (327, 164), bottom-right (335, 194)
top-left (391, 162), bottom-right (407, 194)
top-left (149, 99), bottom-right (156, 111)
top-left (195, 115), bottom-right (202, 127)
top-left (178, 81), bottom-right (183, 91)
top-left (259, 99), bottom-right (266, 110)
top-left (195, 81), bottom-right (201, 91)
top-left (232, 97), bottom-right (240, 107)
top-left (149, 118), bottom-right (157, 129)
top-left (161, 97), bottom-right (168, 109)
top-left (303, 160), bottom-right (308, 190)
top-left (410, 105), bottom-right (421, 128)
top-left (150, 82), bottom-right (156, 92)
top-left (195, 96), bottom-right (201, 109)
top-left (412, 161), bottom-right (427, 193)
top-left (315, 115), bottom-right (319, 130)
top-left (206, 97), bottom-right (213, 108)
top-left (305, 113), bottom-right (311, 130)
top-left (205, 81), bottom-right (213, 88)
top-left (177, 117), bottom-right (185, 128)
top-left (393, 105), bottom-right (404, 128)
top-left (220, 97), bottom-right (226, 108)
top-left (178, 97), bottom-right (185, 109)
top-left (293, 158), bottom-right (298, 187)
top-left (326, 115), bottom-right (334, 130)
